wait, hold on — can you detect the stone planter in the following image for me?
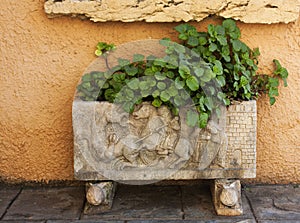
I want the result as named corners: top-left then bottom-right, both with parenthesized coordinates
top-left (72, 99), bottom-right (256, 216)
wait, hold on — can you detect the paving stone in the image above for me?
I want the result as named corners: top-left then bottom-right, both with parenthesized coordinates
top-left (127, 220), bottom-right (254, 223)
top-left (257, 221), bottom-right (300, 223)
top-left (83, 184), bottom-right (183, 220)
top-left (128, 221), bottom-right (212, 223)
top-left (181, 183), bottom-right (255, 222)
top-left (0, 185), bottom-right (21, 218)
top-left (47, 220), bottom-right (124, 223)
top-left (245, 185), bottom-right (300, 221)
top-left (3, 186), bottom-right (85, 221)
top-left (0, 221), bottom-right (46, 223)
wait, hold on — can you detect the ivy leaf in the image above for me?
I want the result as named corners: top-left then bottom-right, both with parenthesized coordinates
top-left (199, 36), bottom-right (207, 45)
top-left (133, 54), bottom-right (145, 62)
top-left (213, 60), bottom-right (223, 75)
top-left (141, 89), bottom-right (151, 97)
top-left (174, 44), bottom-right (186, 54)
top-left (207, 24), bottom-right (215, 37)
top-left (232, 40), bottom-right (242, 52)
top-left (224, 98), bottom-right (230, 106)
top-left (216, 35), bottom-right (227, 46)
top-left (155, 72), bottom-right (167, 80)
top-left (222, 55), bottom-right (231, 62)
top-left (253, 48), bottom-right (260, 57)
top-left (122, 101), bottom-right (135, 113)
top-left (198, 96), bottom-right (205, 112)
top-left (222, 19), bottom-right (237, 33)
top-left (82, 73), bottom-right (92, 82)
top-left (204, 96), bottom-right (213, 111)
top-left (216, 25), bottom-right (225, 35)
top-left (124, 88), bottom-right (135, 99)
top-left (217, 92), bottom-right (230, 105)
top-left (240, 76), bottom-right (249, 87)
top-left (95, 49), bottom-right (103, 57)
top-left (269, 97), bottom-right (276, 105)
top-left (269, 87), bottom-right (279, 96)
top-left (127, 78), bottom-right (139, 90)
top-left (118, 58), bottom-right (131, 67)
top-left (222, 45), bottom-right (230, 56)
top-left (199, 112), bottom-right (209, 128)
top-left (159, 38), bottom-right (171, 47)
top-left (145, 68), bottom-right (154, 76)
top-left (152, 90), bottom-right (160, 98)
top-left (174, 24), bottom-right (187, 34)
top-left (209, 43), bottom-right (217, 52)
top-left (154, 58), bottom-right (167, 67)
top-left (104, 89), bottom-right (116, 102)
top-left (179, 33), bottom-right (188, 40)
top-left (217, 76), bottom-right (226, 87)
top-left (91, 71), bottom-right (104, 79)
top-left (125, 65), bottom-right (138, 76)
top-left (233, 81), bottom-right (239, 91)
top-left (187, 110), bottom-right (199, 127)
top-left (187, 36), bottom-right (199, 47)
top-left (179, 65), bottom-right (190, 79)
top-left (113, 72), bottom-right (126, 82)
top-left (268, 77), bottom-right (279, 88)
top-left (174, 95), bottom-right (184, 106)
top-left (157, 82), bottom-right (167, 90)
top-left (201, 69), bottom-right (214, 82)
top-left (160, 91), bottom-right (171, 102)
top-left (167, 85), bottom-right (178, 97)
top-left (95, 42), bottom-right (115, 56)
top-left (186, 76), bottom-right (199, 91)
top-left (175, 77), bottom-right (185, 89)
top-left (152, 98), bottom-right (162, 107)
top-left (165, 71), bottom-right (175, 79)
top-left (194, 67), bottom-right (204, 77)
top-left (181, 91), bottom-right (190, 100)
top-left (273, 59), bottom-right (288, 87)
top-left (229, 28), bottom-right (241, 40)
top-left (82, 82), bottom-right (91, 90)
top-left (208, 86), bottom-right (215, 95)
top-left (139, 81), bottom-right (150, 90)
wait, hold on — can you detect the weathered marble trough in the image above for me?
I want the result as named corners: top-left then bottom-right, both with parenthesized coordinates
top-left (73, 98), bottom-right (256, 215)
top-left (72, 41), bottom-right (257, 216)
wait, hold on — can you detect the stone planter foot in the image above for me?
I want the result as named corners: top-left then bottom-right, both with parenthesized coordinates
top-left (84, 181), bottom-right (116, 213)
top-left (211, 179), bottom-right (243, 216)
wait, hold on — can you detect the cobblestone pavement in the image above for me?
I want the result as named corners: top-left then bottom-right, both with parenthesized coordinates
top-left (0, 182), bottom-right (299, 223)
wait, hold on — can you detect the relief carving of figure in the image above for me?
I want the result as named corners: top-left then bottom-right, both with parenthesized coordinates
top-left (100, 103), bottom-right (175, 170)
top-left (95, 102), bottom-right (227, 171)
top-left (194, 119), bottom-right (228, 169)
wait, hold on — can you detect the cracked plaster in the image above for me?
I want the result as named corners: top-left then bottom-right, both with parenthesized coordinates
top-left (44, 0), bottom-right (300, 23)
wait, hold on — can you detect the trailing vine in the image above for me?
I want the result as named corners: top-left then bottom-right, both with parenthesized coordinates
top-left (76, 19), bottom-right (288, 128)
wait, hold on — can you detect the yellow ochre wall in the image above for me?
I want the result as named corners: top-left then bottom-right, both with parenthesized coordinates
top-left (0, 0), bottom-right (299, 184)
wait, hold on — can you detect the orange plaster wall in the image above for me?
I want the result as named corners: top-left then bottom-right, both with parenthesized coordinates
top-left (0, 0), bottom-right (299, 183)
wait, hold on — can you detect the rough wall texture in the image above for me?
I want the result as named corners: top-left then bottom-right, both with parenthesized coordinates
top-left (0, 0), bottom-right (299, 183)
top-left (44, 0), bottom-right (300, 24)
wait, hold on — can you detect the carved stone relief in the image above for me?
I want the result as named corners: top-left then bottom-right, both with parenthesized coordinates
top-left (73, 100), bottom-right (256, 181)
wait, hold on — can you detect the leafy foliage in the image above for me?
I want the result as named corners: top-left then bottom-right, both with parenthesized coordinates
top-left (95, 42), bottom-right (116, 56)
top-left (77, 19), bottom-right (288, 128)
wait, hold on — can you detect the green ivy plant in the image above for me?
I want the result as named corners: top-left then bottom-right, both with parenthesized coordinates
top-left (95, 42), bottom-right (116, 56)
top-left (76, 19), bottom-right (288, 128)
